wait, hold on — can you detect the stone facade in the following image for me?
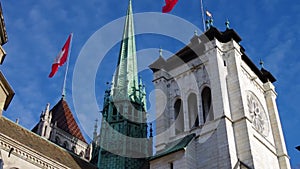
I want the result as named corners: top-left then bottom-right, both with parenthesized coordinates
top-left (0, 130), bottom-right (68, 169)
top-left (0, 72), bottom-right (14, 116)
top-left (150, 27), bottom-right (291, 169)
top-left (0, 117), bottom-right (97, 169)
top-left (0, 1), bottom-right (13, 117)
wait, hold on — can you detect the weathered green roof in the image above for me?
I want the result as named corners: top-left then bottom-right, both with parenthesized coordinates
top-left (111, 0), bottom-right (140, 101)
top-left (96, 1), bottom-right (150, 168)
top-left (150, 133), bottom-right (196, 160)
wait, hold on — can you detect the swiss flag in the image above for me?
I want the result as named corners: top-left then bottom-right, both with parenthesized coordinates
top-left (49, 34), bottom-right (72, 78)
top-left (162, 0), bottom-right (178, 13)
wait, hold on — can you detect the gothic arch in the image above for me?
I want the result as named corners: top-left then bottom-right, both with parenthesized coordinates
top-left (63, 141), bottom-right (69, 150)
top-left (119, 104), bottom-right (123, 120)
top-left (201, 87), bottom-right (214, 123)
top-left (112, 105), bottom-right (118, 121)
top-left (72, 146), bottom-right (77, 154)
top-left (79, 151), bottom-right (84, 157)
top-left (55, 136), bottom-right (60, 145)
top-left (43, 126), bottom-right (47, 137)
top-left (174, 98), bottom-right (184, 134)
top-left (113, 105), bottom-right (117, 116)
top-left (188, 93), bottom-right (199, 128)
top-left (128, 104), bottom-right (132, 117)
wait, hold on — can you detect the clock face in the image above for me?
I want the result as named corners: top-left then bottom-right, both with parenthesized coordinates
top-left (247, 91), bottom-right (269, 137)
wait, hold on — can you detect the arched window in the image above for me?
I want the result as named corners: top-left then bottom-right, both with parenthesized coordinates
top-left (202, 87), bottom-right (214, 123)
top-left (112, 105), bottom-right (117, 120)
top-left (174, 99), bottom-right (184, 134)
top-left (128, 125), bottom-right (132, 136)
top-left (55, 136), bottom-right (60, 145)
top-left (113, 106), bottom-right (117, 116)
top-left (63, 141), bottom-right (69, 149)
top-left (134, 109), bottom-right (138, 121)
top-left (128, 105), bottom-right (132, 117)
top-left (119, 105), bottom-right (123, 114)
top-left (119, 105), bottom-right (123, 120)
top-left (188, 93), bottom-right (199, 128)
top-left (72, 146), bottom-right (77, 154)
top-left (43, 126), bottom-right (47, 136)
top-left (79, 151), bottom-right (84, 157)
top-left (49, 131), bottom-right (53, 139)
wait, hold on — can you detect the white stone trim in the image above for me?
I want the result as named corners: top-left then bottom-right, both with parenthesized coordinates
top-left (0, 133), bottom-right (69, 169)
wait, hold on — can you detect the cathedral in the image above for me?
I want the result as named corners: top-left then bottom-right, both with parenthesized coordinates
top-left (0, 0), bottom-right (291, 168)
top-left (148, 23), bottom-right (291, 169)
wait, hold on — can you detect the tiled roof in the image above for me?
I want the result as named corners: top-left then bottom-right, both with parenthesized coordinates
top-left (32, 99), bottom-right (87, 143)
top-left (150, 133), bottom-right (195, 160)
top-left (149, 56), bottom-right (166, 72)
top-left (50, 99), bottom-right (87, 143)
top-left (0, 116), bottom-right (97, 169)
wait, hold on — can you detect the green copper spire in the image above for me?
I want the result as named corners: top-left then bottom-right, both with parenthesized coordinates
top-left (93, 1), bottom-right (152, 168)
top-left (111, 0), bottom-right (139, 102)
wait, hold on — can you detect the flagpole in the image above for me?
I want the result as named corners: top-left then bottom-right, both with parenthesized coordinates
top-left (200, 0), bottom-right (206, 32)
top-left (62, 33), bottom-right (73, 99)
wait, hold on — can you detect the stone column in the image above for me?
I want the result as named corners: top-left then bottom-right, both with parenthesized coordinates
top-left (264, 82), bottom-right (291, 169)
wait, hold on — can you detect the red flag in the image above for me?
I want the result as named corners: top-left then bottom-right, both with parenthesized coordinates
top-left (162, 0), bottom-right (178, 13)
top-left (49, 34), bottom-right (72, 78)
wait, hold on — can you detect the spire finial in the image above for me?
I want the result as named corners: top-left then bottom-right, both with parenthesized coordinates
top-left (139, 76), bottom-right (143, 90)
top-left (93, 118), bottom-right (98, 142)
top-left (206, 18), bottom-right (214, 29)
top-left (225, 19), bottom-right (230, 29)
top-left (106, 82), bottom-right (110, 88)
top-left (206, 20), bottom-right (210, 29)
top-left (205, 10), bottom-right (214, 29)
top-left (204, 9), bottom-right (213, 30)
top-left (209, 18), bottom-right (214, 26)
top-left (128, 0), bottom-right (133, 11)
top-left (259, 59), bottom-right (264, 68)
top-left (110, 0), bottom-right (139, 101)
top-left (159, 48), bottom-right (163, 57)
top-left (94, 119), bottom-right (98, 128)
top-left (45, 103), bottom-right (50, 112)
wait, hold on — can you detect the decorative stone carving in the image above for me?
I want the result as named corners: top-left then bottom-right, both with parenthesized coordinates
top-left (247, 91), bottom-right (269, 137)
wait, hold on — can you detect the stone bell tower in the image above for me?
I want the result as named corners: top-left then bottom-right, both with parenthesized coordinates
top-left (149, 22), bottom-right (290, 169)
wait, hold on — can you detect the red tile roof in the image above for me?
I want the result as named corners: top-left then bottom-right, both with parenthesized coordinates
top-left (50, 99), bottom-right (87, 143)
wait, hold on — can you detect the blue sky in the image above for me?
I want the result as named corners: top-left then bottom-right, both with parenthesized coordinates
top-left (1, 0), bottom-right (300, 167)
